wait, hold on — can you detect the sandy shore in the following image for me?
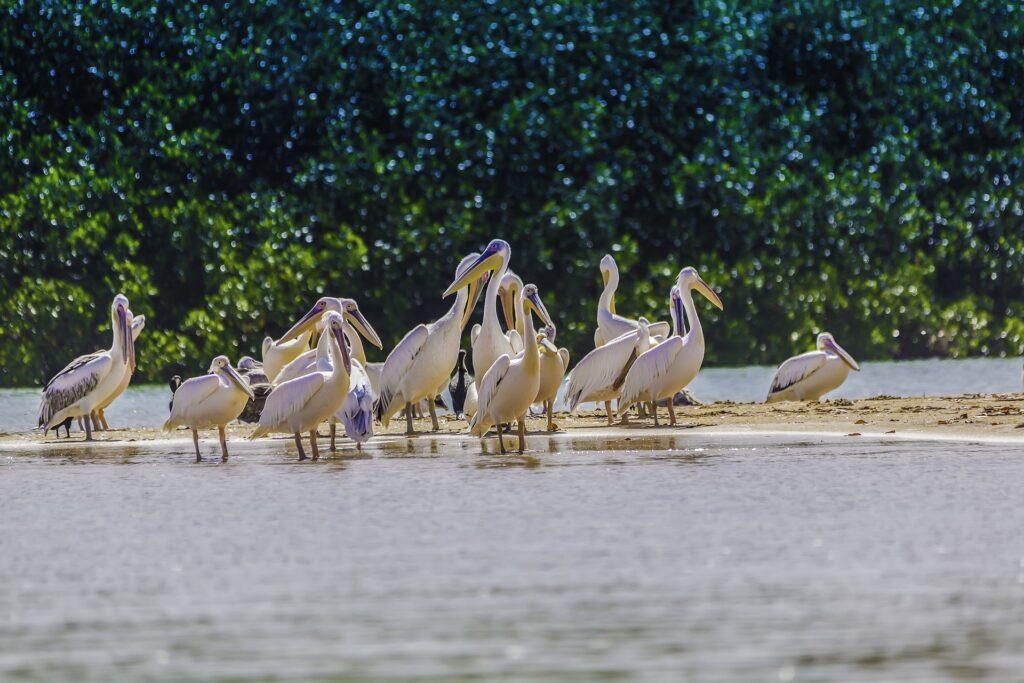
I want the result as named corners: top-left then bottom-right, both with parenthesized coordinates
top-left (5, 394), bottom-right (1024, 450)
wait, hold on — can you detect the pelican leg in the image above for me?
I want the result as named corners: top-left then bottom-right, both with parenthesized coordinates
top-left (77, 417), bottom-right (84, 432)
top-left (309, 430), bottom-right (321, 462)
top-left (91, 411), bottom-right (102, 432)
top-left (668, 400), bottom-right (677, 426)
top-left (330, 421), bottom-right (337, 451)
top-left (405, 402), bottom-right (414, 436)
top-left (496, 421), bottom-right (506, 454)
top-left (98, 409), bottom-right (110, 431)
top-left (84, 416), bottom-right (93, 441)
top-left (652, 404), bottom-right (660, 427)
top-left (428, 397), bottom-right (440, 432)
top-left (546, 401), bottom-right (555, 432)
top-left (621, 409), bottom-right (630, 425)
top-left (294, 432), bottom-right (307, 461)
top-left (605, 400), bottom-right (613, 426)
top-left (219, 425), bottom-right (229, 462)
top-left (517, 417), bottom-right (526, 453)
top-left (192, 428), bottom-right (201, 462)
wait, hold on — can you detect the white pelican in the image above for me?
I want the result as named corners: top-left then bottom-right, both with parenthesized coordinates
top-left (251, 311), bottom-right (351, 461)
top-left (594, 254), bottom-right (670, 346)
top-left (468, 284), bottom-right (554, 453)
top-left (535, 325), bottom-right (570, 431)
top-left (496, 270), bottom-right (525, 354)
top-left (766, 332), bottom-right (860, 402)
top-left (94, 313), bottom-right (146, 430)
top-left (564, 318), bottom-right (654, 425)
top-left (375, 253), bottom-right (486, 434)
top-left (334, 357), bottom-right (374, 450)
top-left (163, 356), bottom-right (255, 462)
top-left (461, 239), bottom-right (514, 384)
top-left (617, 268), bottom-right (724, 424)
top-left (38, 294), bottom-right (136, 441)
top-left (262, 329), bottom-right (313, 382)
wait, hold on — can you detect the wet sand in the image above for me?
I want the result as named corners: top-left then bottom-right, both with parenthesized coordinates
top-left (5, 394), bottom-right (1024, 451)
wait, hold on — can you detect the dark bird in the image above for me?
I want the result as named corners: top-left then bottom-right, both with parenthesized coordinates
top-left (168, 375), bottom-right (183, 412)
top-left (235, 356), bottom-right (272, 424)
top-left (448, 349), bottom-right (473, 418)
top-left (47, 417), bottom-right (74, 438)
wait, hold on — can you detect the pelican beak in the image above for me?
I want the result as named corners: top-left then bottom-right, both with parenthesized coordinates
top-left (225, 364), bottom-right (255, 400)
top-left (461, 276), bottom-right (482, 330)
top-left (827, 339), bottom-right (860, 371)
top-left (673, 294), bottom-right (685, 337)
top-left (117, 305), bottom-right (130, 361)
top-left (694, 276), bottom-right (724, 311)
top-left (539, 337), bottom-right (559, 354)
top-left (277, 304), bottom-right (323, 344)
top-left (332, 324), bottom-right (352, 375)
top-left (525, 290), bottom-right (554, 330)
top-left (346, 308), bottom-right (383, 349)
top-left (499, 284), bottom-right (516, 332)
top-left (443, 245), bottom-right (503, 297)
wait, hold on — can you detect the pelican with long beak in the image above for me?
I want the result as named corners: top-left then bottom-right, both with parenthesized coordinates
top-left (276, 297), bottom-right (383, 367)
top-left (564, 318), bottom-right (655, 425)
top-left (535, 325), bottom-right (570, 431)
top-left (766, 332), bottom-right (860, 402)
top-left (617, 268), bottom-right (724, 424)
top-left (93, 313), bottom-right (146, 430)
top-left (38, 294), bottom-right (136, 441)
top-left (594, 254), bottom-right (671, 347)
top-left (163, 355), bottom-right (255, 462)
top-left (375, 252), bottom-right (486, 434)
top-left (251, 311), bottom-right (351, 461)
top-left (451, 239), bottom-right (514, 385)
top-left (469, 283), bottom-right (554, 453)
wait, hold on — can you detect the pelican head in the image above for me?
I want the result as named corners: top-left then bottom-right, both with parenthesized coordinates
top-left (817, 332), bottom-right (860, 371)
top-left (323, 311), bottom-right (352, 375)
top-left (278, 297), bottom-right (332, 343)
top-left (111, 294), bottom-right (135, 367)
top-left (443, 239), bottom-right (510, 297)
top-left (262, 336), bottom-right (273, 356)
top-left (339, 298), bottom-right (383, 349)
top-left (237, 356), bottom-right (261, 371)
top-left (209, 355), bottom-right (255, 400)
top-left (600, 254), bottom-right (618, 314)
top-left (676, 267), bottom-right (724, 310)
top-left (544, 324), bottom-right (556, 343)
top-left (498, 270), bottom-right (523, 331)
top-left (449, 251), bottom-right (488, 329)
top-left (522, 283), bottom-right (554, 330)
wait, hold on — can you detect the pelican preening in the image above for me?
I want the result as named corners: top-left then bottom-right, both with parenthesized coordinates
top-left (617, 268), bottom-right (724, 424)
top-left (536, 325), bottom-right (569, 431)
top-left (251, 311), bottom-right (352, 460)
top-left (469, 283), bottom-right (555, 453)
top-left (261, 330), bottom-right (312, 383)
top-left (163, 356), bottom-right (255, 462)
top-left (376, 252), bottom-right (486, 434)
top-left (38, 294), bottom-right (136, 441)
top-left (766, 333), bottom-right (860, 402)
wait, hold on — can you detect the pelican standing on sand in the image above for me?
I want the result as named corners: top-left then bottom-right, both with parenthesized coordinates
top-left (251, 311), bottom-right (351, 461)
top-left (766, 333), bottom-right (860, 402)
top-left (468, 283), bottom-right (554, 453)
top-left (38, 294), bottom-right (136, 441)
top-left (273, 297), bottom-right (382, 383)
top-left (617, 268), bottom-right (724, 424)
top-left (594, 254), bottom-right (670, 346)
top-left (564, 318), bottom-right (655, 424)
top-left (375, 253), bottom-right (486, 434)
top-left (535, 325), bottom-right (569, 431)
top-left (163, 356), bottom-right (255, 462)
top-left (93, 313), bottom-right (146, 430)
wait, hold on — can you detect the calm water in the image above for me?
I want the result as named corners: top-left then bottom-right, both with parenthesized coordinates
top-left (3, 433), bottom-right (1024, 681)
top-left (2, 357), bottom-right (1020, 433)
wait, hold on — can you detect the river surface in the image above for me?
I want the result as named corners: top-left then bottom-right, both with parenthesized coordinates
top-left (3, 357), bottom-right (1021, 433)
top-left (3, 433), bottom-right (1024, 681)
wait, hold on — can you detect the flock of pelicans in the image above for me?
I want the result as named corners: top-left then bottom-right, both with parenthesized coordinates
top-left (37, 240), bottom-right (861, 461)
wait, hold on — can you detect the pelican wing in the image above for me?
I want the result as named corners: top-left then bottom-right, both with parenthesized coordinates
top-left (558, 348), bottom-right (570, 370)
top-left (338, 360), bottom-right (374, 444)
top-left (647, 321), bottom-right (671, 340)
top-left (274, 348), bottom-right (318, 385)
top-left (38, 352), bottom-right (113, 427)
top-left (507, 330), bottom-right (524, 355)
top-left (470, 353), bottom-right (511, 433)
top-left (471, 323), bottom-right (481, 346)
top-left (257, 371), bottom-right (326, 432)
top-left (564, 332), bottom-right (640, 411)
top-left (618, 337), bottom-right (684, 410)
top-left (164, 374), bottom-right (222, 429)
top-left (768, 351), bottom-right (828, 396)
top-left (374, 324), bottom-right (429, 420)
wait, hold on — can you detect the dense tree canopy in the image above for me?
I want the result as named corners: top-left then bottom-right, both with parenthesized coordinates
top-left (1, 0), bottom-right (1022, 386)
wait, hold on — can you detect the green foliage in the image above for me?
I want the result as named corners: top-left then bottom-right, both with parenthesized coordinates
top-left (1, 0), bottom-right (1022, 386)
